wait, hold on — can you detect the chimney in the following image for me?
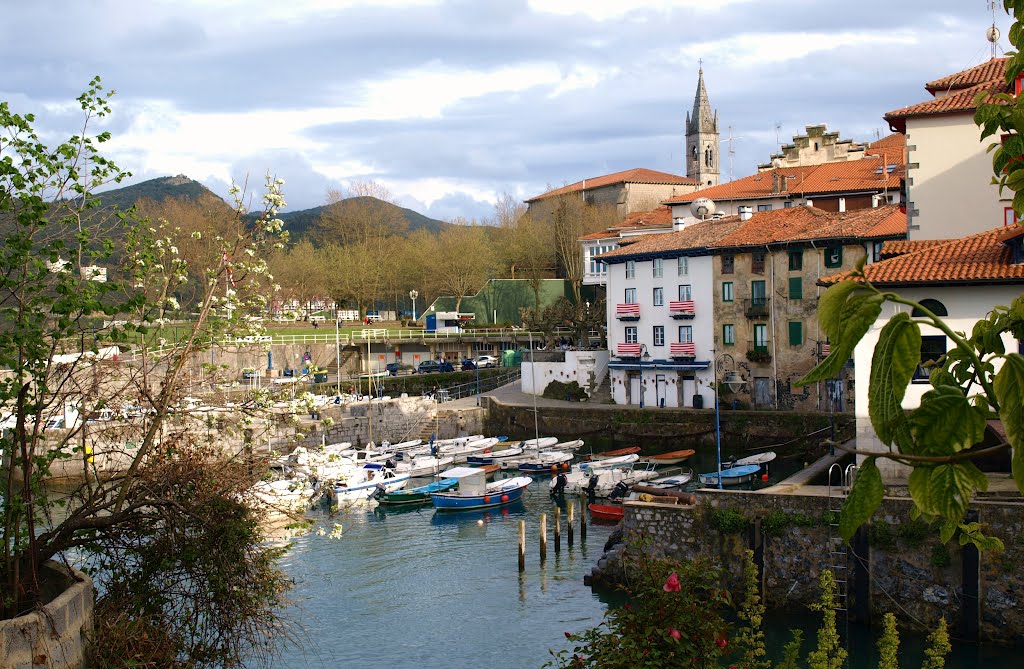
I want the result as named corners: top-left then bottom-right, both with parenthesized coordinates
top-left (772, 172), bottom-right (781, 194)
top-left (673, 217), bottom-right (686, 231)
top-left (739, 206), bottom-right (753, 221)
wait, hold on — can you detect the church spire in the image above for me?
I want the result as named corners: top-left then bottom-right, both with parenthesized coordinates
top-left (685, 65), bottom-right (721, 187)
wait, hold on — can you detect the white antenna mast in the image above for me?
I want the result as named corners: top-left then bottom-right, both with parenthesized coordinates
top-left (727, 126), bottom-right (744, 182)
top-left (774, 123), bottom-right (782, 152)
top-left (988, 0), bottom-right (1001, 58)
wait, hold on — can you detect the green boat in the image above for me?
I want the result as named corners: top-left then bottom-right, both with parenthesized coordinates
top-left (376, 478), bottom-right (458, 506)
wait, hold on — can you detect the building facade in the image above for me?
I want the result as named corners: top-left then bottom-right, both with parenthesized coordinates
top-left (757, 123), bottom-right (868, 171)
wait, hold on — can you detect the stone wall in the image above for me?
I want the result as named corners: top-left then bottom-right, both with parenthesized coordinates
top-left (608, 489), bottom-right (1024, 643)
top-left (0, 562), bottom-right (93, 669)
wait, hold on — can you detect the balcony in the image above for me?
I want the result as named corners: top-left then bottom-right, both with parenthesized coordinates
top-left (616, 303), bottom-right (641, 321)
top-left (747, 346), bottom-right (772, 364)
top-left (669, 342), bottom-right (696, 359)
top-left (668, 300), bottom-right (696, 319)
top-left (617, 342), bottom-right (642, 358)
top-left (744, 298), bottom-right (770, 319)
top-left (818, 341), bottom-right (831, 358)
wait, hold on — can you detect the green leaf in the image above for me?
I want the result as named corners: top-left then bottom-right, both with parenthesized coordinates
top-left (993, 353), bottom-right (1024, 493)
top-left (817, 280), bottom-right (863, 343)
top-left (928, 463), bottom-right (986, 522)
top-left (939, 520), bottom-right (957, 544)
top-left (839, 457), bottom-right (884, 542)
top-left (800, 292), bottom-right (884, 386)
top-left (909, 386), bottom-right (987, 455)
top-left (868, 313), bottom-right (919, 449)
top-left (908, 466), bottom-right (939, 516)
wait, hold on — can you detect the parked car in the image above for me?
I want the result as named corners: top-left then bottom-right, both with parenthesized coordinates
top-left (417, 360), bottom-right (441, 374)
top-left (461, 359), bottom-right (476, 371)
top-left (476, 355), bottom-right (498, 368)
top-left (439, 360), bottom-right (454, 373)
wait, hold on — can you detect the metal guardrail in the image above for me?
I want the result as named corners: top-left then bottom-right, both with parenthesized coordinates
top-left (431, 368), bottom-right (522, 403)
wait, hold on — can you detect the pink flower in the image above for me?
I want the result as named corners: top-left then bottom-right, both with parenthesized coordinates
top-left (564, 631), bottom-right (572, 639)
top-left (663, 572), bottom-right (681, 592)
top-left (668, 627), bottom-right (682, 642)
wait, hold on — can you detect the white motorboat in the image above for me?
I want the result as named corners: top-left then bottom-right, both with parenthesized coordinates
top-left (522, 436), bottom-right (558, 449)
top-left (551, 462), bottom-right (660, 497)
top-left (645, 468), bottom-right (695, 489)
top-left (724, 451), bottom-right (777, 468)
top-left (394, 454), bottom-right (456, 478)
top-left (553, 439), bottom-right (585, 451)
top-left (580, 453), bottom-right (640, 470)
top-left (330, 463), bottom-right (410, 505)
top-left (438, 437), bottom-right (500, 462)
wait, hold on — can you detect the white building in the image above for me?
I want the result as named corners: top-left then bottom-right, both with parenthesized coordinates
top-left (580, 207), bottom-right (675, 287)
top-left (884, 58), bottom-right (1014, 239)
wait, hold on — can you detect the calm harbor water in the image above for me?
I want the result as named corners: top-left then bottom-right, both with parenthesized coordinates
top-left (271, 468), bottom-right (1019, 669)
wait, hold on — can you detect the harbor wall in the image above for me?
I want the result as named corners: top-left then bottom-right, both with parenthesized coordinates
top-left (484, 398), bottom-right (853, 453)
top-left (597, 489), bottom-right (1024, 644)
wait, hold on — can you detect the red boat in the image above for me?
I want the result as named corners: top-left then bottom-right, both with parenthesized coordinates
top-left (589, 446), bottom-right (642, 460)
top-left (588, 503), bottom-right (625, 521)
top-left (637, 449), bottom-right (696, 465)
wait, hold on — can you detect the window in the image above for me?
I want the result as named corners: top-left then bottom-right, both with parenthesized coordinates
top-left (912, 299), bottom-right (948, 318)
top-left (624, 288), bottom-right (636, 304)
top-left (677, 256), bottom-right (689, 276)
top-left (678, 325), bottom-right (693, 343)
top-left (625, 327), bottom-right (638, 344)
top-left (722, 282), bottom-right (734, 302)
top-left (678, 284), bottom-right (692, 301)
top-left (783, 201), bottom-right (794, 208)
top-left (789, 277), bottom-right (803, 300)
top-left (653, 258), bottom-right (663, 278)
top-left (654, 326), bottom-right (665, 346)
top-left (824, 246), bottom-right (843, 268)
top-left (753, 324), bottom-right (768, 351)
top-left (752, 252), bottom-right (766, 274)
top-left (721, 254), bottom-right (735, 274)
top-left (788, 250), bottom-right (803, 271)
top-left (626, 260), bottom-right (636, 278)
top-left (751, 280), bottom-right (766, 305)
top-left (915, 335), bottom-right (947, 381)
top-left (722, 324), bottom-right (735, 345)
top-left (870, 241), bottom-right (884, 263)
top-left (757, 204), bottom-right (773, 212)
top-left (653, 287), bottom-right (664, 306)
top-left (789, 321), bottom-right (803, 346)
top-left (1005, 207), bottom-right (1022, 227)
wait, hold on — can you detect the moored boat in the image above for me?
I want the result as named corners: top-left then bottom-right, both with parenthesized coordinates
top-left (724, 451), bottom-right (777, 468)
top-left (466, 446), bottom-right (525, 465)
top-left (376, 478), bottom-right (458, 506)
top-left (637, 449), bottom-right (696, 465)
top-left (431, 467), bottom-right (532, 511)
top-left (697, 464), bottom-right (761, 487)
top-left (580, 453), bottom-right (640, 469)
top-left (588, 503), bottom-right (624, 521)
top-left (521, 436), bottom-right (558, 449)
top-left (517, 451), bottom-right (573, 472)
top-left (331, 463), bottom-right (411, 505)
top-left (589, 446), bottom-right (641, 460)
top-left (645, 467), bottom-right (694, 489)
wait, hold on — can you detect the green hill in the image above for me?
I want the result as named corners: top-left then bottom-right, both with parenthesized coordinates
top-left (274, 196), bottom-right (449, 240)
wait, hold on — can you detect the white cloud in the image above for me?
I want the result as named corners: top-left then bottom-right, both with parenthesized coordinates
top-left (527, 0), bottom-right (752, 21)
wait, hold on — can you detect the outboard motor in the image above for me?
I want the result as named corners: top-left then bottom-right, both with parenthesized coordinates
top-left (586, 473), bottom-right (600, 503)
top-left (370, 483), bottom-right (387, 501)
top-left (608, 481), bottom-right (630, 501)
top-left (551, 472), bottom-right (568, 498)
top-left (384, 458), bottom-right (397, 470)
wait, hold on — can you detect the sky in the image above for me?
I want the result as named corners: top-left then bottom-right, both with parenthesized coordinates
top-left (0, 0), bottom-right (1013, 223)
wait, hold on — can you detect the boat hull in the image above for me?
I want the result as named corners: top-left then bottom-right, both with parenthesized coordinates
top-left (697, 464), bottom-right (761, 487)
top-left (588, 503), bottom-right (624, 521)
top-left (638, 449), bottom-right (696, 465)
top-left (431, 479), bottom-right (530, 511)
top-left (378, 478), bottom-right (458, 506)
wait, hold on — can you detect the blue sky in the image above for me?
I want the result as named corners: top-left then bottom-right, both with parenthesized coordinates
top-left (0, 0), bottom-right (1012, 221)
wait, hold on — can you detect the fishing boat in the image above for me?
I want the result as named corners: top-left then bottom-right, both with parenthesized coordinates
top-left (697, 464), bottom-right (762, 487)
top-left (580, 453), bottom-right (640, 469)
top-left (466, 446), bottom-right (525, 465)
top-left (637, 449), bottom-right (696, 465)
top-left (521, 436), bottom-right (558, 449)
top-left (375, 477), bottom-right (458, 506)
top-left (588, 503), bottom-right (624, 522)
top-left (589, 446), bottom-right (641, 460)
top-left (330, 463), bottom-right (411, 505)
top-left (517, 451), bottom-right (573, 472)
top-left (645, 468), bottom-right (694, 489)
top-left (553, 439), bottom-right (585, 451)
top-left (552, 462), bottom-right (660, 497)
top-left (431, 467), bottom-right (532, 511)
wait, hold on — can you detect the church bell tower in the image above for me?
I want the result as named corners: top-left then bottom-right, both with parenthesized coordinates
top-left (686, 66), bottom-right (720, 187)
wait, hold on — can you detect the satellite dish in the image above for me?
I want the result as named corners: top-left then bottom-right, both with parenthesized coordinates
top-left (691, 198), bottom-right (716, 219)
top-left (987, 25), bottom-right (1000, 44)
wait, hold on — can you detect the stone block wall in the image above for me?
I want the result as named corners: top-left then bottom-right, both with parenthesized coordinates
top-left (614, 490), bottom-right (1024, 643)
top-left (0, 563), bottom-right (93, 669)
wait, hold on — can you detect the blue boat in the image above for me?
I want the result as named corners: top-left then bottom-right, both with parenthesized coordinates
top-left (697, 464), bottom-right (762, 487)
top-left (431, 467), bottom-right (532, 511)
top-left (516, 451), bottom-right (573, 473)
top-left (376, 478), bottom-right (458, 506)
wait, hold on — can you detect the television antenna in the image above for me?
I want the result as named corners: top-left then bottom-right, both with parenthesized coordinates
top-left (727, 126), bottom-right (744, 182)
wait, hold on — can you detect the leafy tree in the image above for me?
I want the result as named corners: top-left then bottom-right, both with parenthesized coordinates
top-left (806, 569), bottom-right (848, 669)
top-left (423, 222), bottom-right (496, 312)
top-left (878, 612), bottom-right (900, 669)
top-left (0, 80), bottom-right (292, 666)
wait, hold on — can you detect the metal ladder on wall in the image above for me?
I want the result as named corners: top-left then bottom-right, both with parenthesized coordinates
top-left (826, 463), bottom-right (857, 665)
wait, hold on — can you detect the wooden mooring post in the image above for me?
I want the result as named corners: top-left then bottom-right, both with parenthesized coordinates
top-left (518, 520), bottom-right (526, 572)
top-left (554, 507), bottom-right (561, 553)
top-left (540, 513), bottom-right (547, 561)
top-left (580, 494), bottom-right (587, 541)
top-left (567, 502), bottom-right (575, 547)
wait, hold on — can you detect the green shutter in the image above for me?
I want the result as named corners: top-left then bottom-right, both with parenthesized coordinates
top-left (789, 276), bottom-right (802, 300)
top-left (825, 246), bottom-right (843, 268)
top-left (789, 321), bottom-right (803, 346)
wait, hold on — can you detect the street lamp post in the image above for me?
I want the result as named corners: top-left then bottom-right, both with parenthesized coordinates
top-left (409, 290), bottom-right (419, 322)
top-left (335, 316), bottom-right (341, 397)
top-left (475, 358), bottom-right (481, 407)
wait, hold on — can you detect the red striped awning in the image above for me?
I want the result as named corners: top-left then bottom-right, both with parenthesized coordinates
top-left (669, 342), bottom-right (696, 357)
top-left (617, 343), bottom-right (642, 357)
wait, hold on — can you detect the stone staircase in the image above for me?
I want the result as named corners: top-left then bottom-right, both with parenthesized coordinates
top-left (588, 373), bottom-right (613, 404)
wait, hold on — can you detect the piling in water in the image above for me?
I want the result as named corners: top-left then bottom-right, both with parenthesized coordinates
top-left (518, 520), bottom-right (526, 572)
top-left (540, 513), bottom-right (547, 561)
top-left (567, 503), bottom-right (575, 547)
top-left (554, 507), bottom-right (561, 553)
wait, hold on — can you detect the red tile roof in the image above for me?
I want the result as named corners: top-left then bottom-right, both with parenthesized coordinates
top-left (880, 239), bottom-right (949, 259)
top-left (925, 58), bottom-right (1008, 94)
top-left (663, 156), bottom-right (902, 205)
top-left (595, 205), bottom-right (905, 261)
top-left (867, 133), bottom-right (905, 152)
top-left (577, 206), bottom-right (673, 241)
top-left (885, 59), bottom-right (1011, 133)
top-left (821, 225), bottom-right (1024, 286)
top-left (527, 168), bottom-right (696, 203)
